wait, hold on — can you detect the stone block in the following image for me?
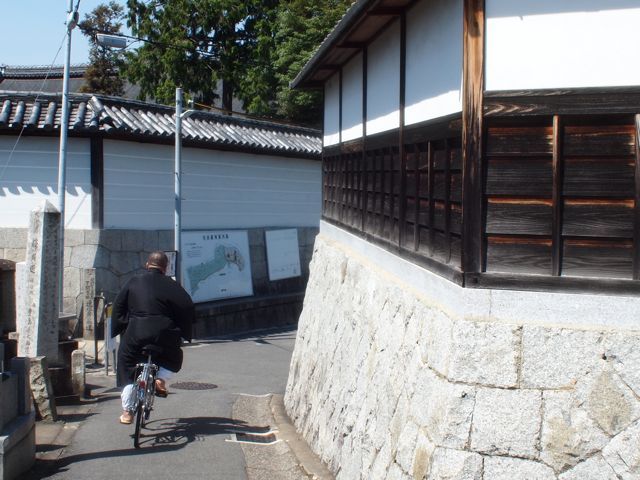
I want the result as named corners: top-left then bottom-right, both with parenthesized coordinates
top-left (63, 246), bottom-right (72, 267)
top-left (70, 244), bottom-right (110, 269)
top-left (63, 267), bottom-right (81, 300)
top-left (0, 374), bottom-right (18, 431)
top-left (427, 448), bottom-right (483, 480)
top-left (122, 230), bottom-right (145, 251)
top-left (0, 228), bottom-right (27, 249)
top-left (248, 228), bottom-right (265, 247)
top-left (64, 229), bottom-right (85, 247)
top-left (158, 230), bottom-right (174, 251)
top-left (541, 390), bottom-right (609, 472)
top-left (604, 331), bottom-right (640, 398)
top-left (143, 230), bottom-right (159, 252)
top-left (82, 269), bottom-right (96, 340)
top-left (4, 249), bottom-right (26, 263)
top-left (558, 455), bottom-right (619, 480)
top-left (28, 357), bottom-right (57, 421)
top-left (522, 326), bottom-right (604, 389)
top-left (421, 311), bottom-right (452, 376)
top-left (602, 419), bottom-right (640, 478)
top-left (470, 388), bottom-right (541, 459)
top-left (483, 457), bottom-right (556, 480)
top-left (0, 411), bottom-right (35, 480)
top-left (110, 251), bottom-right (141, 275)
top-left (410, 367), bottom-right (475, 450)
top-left (577, 367), bottom-right (640, 437)
top-left (412, 428), bottom-right (435, 479)
top-left (9, 357), bottom-right (31, 416)
top-left (0, 248), bottom-right (4, 259)
top-left (447, 320), bottom-right (520, 388)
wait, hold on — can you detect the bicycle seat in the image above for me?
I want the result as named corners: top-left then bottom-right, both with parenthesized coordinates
top-left (141, 344), bottom-right (163, 356)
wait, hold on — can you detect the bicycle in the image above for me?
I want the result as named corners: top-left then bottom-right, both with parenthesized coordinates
top-left (132, 344), bottom-right (161, 449)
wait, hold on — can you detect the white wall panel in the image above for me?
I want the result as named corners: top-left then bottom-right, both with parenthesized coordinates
top-left (324, 73), bottom-right (341, 146)
top-left (104, 140), bottom-right (321, 230)
top-left (0, 136), bottom-right (91, 228)
top-left (486, 0), bottom-right (640, 90)
top-left (405, 0), bottom-right (462, 125)
top-left (367, 20), bottom-right (400, 136)
top-left (341, 53), bottom-right (364, 142)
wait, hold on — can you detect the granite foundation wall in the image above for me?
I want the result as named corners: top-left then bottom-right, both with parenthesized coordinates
top-left (0, 226), bottom-right (317, 336)
top-left (285, 227), bottom-right (640, 480)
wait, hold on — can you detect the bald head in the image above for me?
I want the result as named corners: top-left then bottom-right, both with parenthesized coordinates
top-left (146, 251), bottom-right (168, 273)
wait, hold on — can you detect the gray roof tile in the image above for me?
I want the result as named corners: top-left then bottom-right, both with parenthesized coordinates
top-left (0, 92), bottom-right (321, 158)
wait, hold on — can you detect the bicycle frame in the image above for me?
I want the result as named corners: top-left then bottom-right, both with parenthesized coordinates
top-left (133, 354), bottom-right (158, 448)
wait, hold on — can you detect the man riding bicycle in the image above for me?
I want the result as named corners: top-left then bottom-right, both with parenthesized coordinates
top-left (111, 251), bottom-right (194, 424)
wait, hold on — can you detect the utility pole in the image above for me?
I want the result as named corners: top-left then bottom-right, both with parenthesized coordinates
top-left (57, 0), bottom-right (78, 312)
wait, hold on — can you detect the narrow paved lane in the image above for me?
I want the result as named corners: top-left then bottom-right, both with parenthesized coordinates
top-left (28, 328), bottom-right (297, 480)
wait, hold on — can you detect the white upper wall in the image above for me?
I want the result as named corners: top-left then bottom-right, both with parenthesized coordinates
top-left (103, 140), bottom-right (322, 230)
top-left (341, 52), bottom-right (364, 142)
top-left (0, 136), bottom-right (92, 229)
top-left (486, 0), bottom-right (640, 90)
top-left (324, 73), bottom-right (341, 146)
top-left (405, 0), bottom-right (463, 125)
top-left (367, 20), bottom-right (401, 136)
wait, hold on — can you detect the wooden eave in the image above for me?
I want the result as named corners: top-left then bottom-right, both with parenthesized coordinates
top-left (291, 0), bottom-right (418, 90)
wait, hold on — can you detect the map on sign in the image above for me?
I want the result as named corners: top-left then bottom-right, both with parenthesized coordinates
top-left (181, 230), bottom-right (253, 303)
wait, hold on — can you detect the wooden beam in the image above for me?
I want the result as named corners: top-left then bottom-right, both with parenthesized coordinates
top-left (399, 13), bottom-right (407, 249)
top-left (634, 114), bottom-right (640, 280)
top-left (552, 115), bottom-right (564, 276)
top-left (461, 0), bottom-right (485, 274)
top-left (368, 7), bottom-right (404, 16)
top-left (337, 42), bottom-right (367, 49)
top-left (90, 135), bottom-right (104, 229)
top-left (361, 48), bottom-right (368, 233)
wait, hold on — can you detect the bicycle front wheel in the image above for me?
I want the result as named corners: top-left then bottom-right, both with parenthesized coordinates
top-left (133, 403), bottom-right (143, 449)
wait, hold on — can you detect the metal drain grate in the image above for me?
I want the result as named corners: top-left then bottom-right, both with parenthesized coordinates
top-left (170, 381), bottom-right (218, 390)
top-left (234, 432), bottom-right (278, 444)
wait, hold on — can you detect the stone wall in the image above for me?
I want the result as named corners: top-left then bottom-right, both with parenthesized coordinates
top-left (0, 227), bottom-right (317, 335)
top-left (285, 226), bottom-right (640, 480)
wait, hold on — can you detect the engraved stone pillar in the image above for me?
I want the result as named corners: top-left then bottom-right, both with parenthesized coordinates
top-left (71, 350), bottom-right (85, 397)
top-left (18, 202), bottom-right (60, 364)
top-left (82, 269), bottom-right (96, 340)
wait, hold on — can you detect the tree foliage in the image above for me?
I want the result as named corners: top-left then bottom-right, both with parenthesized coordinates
top-left (119, 0), bottom-right (351, 125)
top-left (78, 1), bottom-right (126, 96)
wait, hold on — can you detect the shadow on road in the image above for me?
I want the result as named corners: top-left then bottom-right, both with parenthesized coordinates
top-left (21, 416), bottom-right (265, 479)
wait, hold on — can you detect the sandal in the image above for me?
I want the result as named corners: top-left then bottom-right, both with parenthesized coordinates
top-left (155, 379), bottom-right (168, 397)
top-left (119, 411), bottom-right (133, 424)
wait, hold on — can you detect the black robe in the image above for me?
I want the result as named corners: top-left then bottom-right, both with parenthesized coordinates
top-left (112, 269), bottom-right (195, 387)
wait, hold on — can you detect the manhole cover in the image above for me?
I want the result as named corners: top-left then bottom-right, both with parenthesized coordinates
top-left (230, 432), bottom-right (278, 445)
top-left (170, 382), bottom-right (218, 390)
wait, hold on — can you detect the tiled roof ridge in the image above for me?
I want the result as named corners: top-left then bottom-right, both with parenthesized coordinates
top-left (0, 91), bottom-right (321, 157)
top-left (0, 90), bottom-right (321, 136)
top-left (1, 64), bottom-right (88, 79)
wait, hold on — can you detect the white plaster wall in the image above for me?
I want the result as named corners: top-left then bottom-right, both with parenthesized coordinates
top-left (366, 20), bottom-right (400, 136)
top-left (0, 136), bottom-right (91, 229)
top-left (486, 0), bottom-right (640, 90)
top-left (103, 140), bottom-right (321, 230)
top-left (405, 0), bottom-right (463, 125)
top-left (323, 73), bottom-right (341, 146)
top-left (341, 52), bottom-right (364, 142)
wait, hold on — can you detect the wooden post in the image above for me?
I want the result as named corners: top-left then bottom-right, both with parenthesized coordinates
top-left (461, 0), bottom-right (485, 274)
top-left (90, 135), bottom-right (104, 229)
top-left (399, 13), bottom-right (407, 249)
top-left (552, 115), bottom-right (564, 276)
top-left (634, 114), bottom-right (640, 279)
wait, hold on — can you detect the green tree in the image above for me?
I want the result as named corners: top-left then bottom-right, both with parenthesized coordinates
top-left (124, 0), bottom-right (278, 110)
top-left (269, 0), bottom-right (352, 126)
top-left (78, 1), bottom-right (126, 96)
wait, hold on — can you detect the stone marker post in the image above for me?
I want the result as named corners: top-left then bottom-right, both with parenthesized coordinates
top-left (29, 357), bottom-right (57, 421)
top-left (82, 268), bottom-right (96, 340)
top-left (71, 350), bottom-right (86, 397)
top-left (18, 201), bottom-right (60, 365)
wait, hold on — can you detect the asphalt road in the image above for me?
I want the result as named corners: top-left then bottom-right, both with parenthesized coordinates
top-left (26, 328), bottom-right (298, 480)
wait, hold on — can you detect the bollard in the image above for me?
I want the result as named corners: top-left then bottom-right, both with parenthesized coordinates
top-left (71, 350), bottom-right (86, 398)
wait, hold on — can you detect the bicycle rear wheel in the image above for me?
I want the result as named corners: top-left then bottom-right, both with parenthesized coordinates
top-left (133, 403), bottom-right (143, 449)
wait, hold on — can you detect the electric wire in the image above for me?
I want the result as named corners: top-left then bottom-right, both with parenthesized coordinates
top-left (0, 32), bottom-right (67, 182)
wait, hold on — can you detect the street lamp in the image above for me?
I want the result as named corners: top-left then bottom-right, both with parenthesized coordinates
top-left (174, 87), bottom-right (195, 285)
top-left (57, 0), bottom-right (79, 313)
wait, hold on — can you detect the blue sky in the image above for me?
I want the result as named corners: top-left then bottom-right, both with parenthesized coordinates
top-left (1, 0), bottom-right (128, 66)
